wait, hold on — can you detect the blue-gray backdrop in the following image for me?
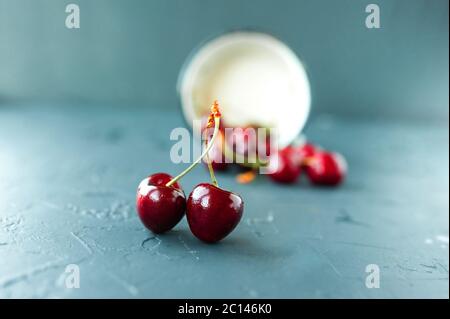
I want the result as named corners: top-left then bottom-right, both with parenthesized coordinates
top-left (0, 0), bottom-right (448, 121)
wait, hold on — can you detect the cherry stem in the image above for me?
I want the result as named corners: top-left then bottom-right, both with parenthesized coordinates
top-left (204, 141), bottom-right (219, 187)
top-left (166, 116), bottom-right (221, 187)
top-left (302, 156), bottom-right (315, 167)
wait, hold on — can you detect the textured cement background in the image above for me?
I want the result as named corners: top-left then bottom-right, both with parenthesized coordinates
top-left (0, 105), bottom-right (448, 298)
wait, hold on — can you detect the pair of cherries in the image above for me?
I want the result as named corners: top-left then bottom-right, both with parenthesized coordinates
top-left (136, 102), bottom-right (243, 243)
top-left (268, 142), bottom-right (347, 186)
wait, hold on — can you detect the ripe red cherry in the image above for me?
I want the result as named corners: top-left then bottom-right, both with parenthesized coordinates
top-left (136, 173), bottom-right (186, 234)
top-left (305, 152), bottom-right (347, 186)
top-left (136, 101), bottom-right (224, 236)
top-left (268, 146), bottom-right (301, 184)
top-left (226, 126), bottom-right (273, 158)
top-left (227, 126), bottom-right (257, 158)
top-left (147, 172), bottom-right (182, 190)
top-left (296, 143), bottom-right (316, 163)
top-left (186, 183), bottom-right (244, 243)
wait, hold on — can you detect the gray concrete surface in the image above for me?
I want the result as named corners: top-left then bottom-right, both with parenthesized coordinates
top-left (0, 105), bottom-right (448, 298)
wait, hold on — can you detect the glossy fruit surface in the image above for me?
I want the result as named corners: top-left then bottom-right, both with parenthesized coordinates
top-left (147, 172), bottom-right (182, 190)
top-left (187, 183), bottom-right (243, 243)
top-left (296, 143), bottom-right (316, 163)
top-left (305, 152), bottom-right (347, 186)
top-left (136, 173), bottom-right (186, 233)
top-left (268, 146), bottom-right (301, 184)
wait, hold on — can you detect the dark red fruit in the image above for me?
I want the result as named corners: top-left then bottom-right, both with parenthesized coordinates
top-left (268, 146), bottom-right (302, 184)
top-left (228, 126), bottom-right (256, 157)
top-left (224, 126), bottom-right (273, 166)
top-left (305, 152), bottom-right (347, 186)
top-left (296, 143), bottom-right (316, 163)
top-left (147, 172), bottom-right (182, 190)
top-left (136, 173), bottom-right (186, 234)
top-left (186, 183), bottom-right (244, 243)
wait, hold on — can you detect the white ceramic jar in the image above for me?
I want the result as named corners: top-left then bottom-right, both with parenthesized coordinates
top-left (178, 31), bottom-right (311, 148)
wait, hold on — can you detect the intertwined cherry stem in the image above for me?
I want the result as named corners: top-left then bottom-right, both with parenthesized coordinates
top-left (204, 140), bottom-right (219, 187)
top-left (166, 116), bottom-right (221, 188)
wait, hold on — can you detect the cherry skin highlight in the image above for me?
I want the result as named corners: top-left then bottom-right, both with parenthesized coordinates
top-left (268, 146), bottom-right (302, 184)
top-left (305, 152), bottom-right (347, 186)
top-left (296, 143), bottom-right (316, 165)
top-left (186, 183), bottom-right (244, 243)
top-left (147, 172), bottom-right (182, 190)
top-left (135, 101), bottom-right (223, 236)
top-left (136, 173), bottom-right (186, 234)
